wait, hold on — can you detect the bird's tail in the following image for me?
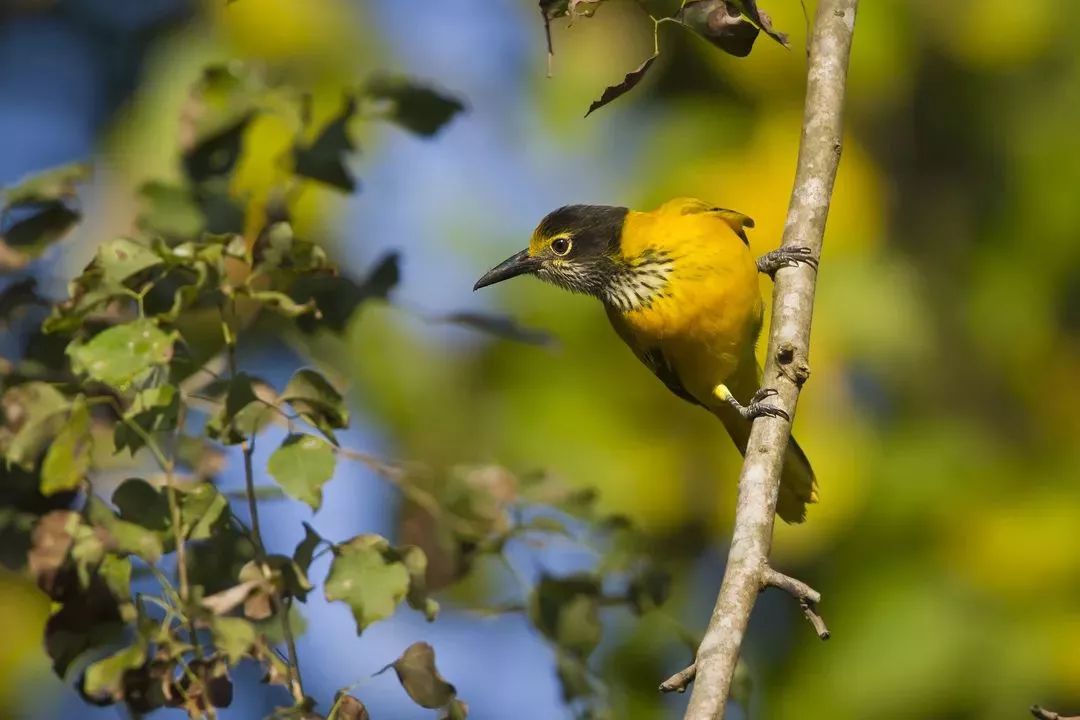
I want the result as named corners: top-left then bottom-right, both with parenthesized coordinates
top-left (709, 366), bottom-right (818, 523)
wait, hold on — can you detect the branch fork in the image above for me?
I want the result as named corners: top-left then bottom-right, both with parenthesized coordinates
top-left (658, 567), bottom-right (829, 695)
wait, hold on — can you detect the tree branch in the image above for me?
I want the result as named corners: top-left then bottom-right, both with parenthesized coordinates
top-left (674, 2), bottom-right (858, 717)
top-left (1032, 707), bottom-right (1080, 720)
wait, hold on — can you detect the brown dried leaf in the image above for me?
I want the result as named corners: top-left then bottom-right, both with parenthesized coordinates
top-left (585, 55), bottom-right (658, 117)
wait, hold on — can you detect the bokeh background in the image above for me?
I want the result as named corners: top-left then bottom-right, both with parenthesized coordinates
top-left (2, 0), bottom-right (1079, 718)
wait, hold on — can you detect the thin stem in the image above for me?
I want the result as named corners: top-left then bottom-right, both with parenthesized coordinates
top-left (222, 303), bottom-right (305, 704)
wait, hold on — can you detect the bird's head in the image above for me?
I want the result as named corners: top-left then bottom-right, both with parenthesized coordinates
top-left (473, 204), bottom-right (629, 298)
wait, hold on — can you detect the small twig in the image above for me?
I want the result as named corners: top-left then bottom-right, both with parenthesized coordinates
top-left (1032, 706), bottom-right (1080, 720)
top-left (222, 304), bottom-right (305, 705)
top-left (659, 663), bottom-right (697, 694)
top-left (760, 567), bottom-right (830, 640)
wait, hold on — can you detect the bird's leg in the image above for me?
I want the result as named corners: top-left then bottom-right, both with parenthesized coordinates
top-left (756, 246), bottom-right (818, 277)
top-left (714, 384), bottom-right (790, 421)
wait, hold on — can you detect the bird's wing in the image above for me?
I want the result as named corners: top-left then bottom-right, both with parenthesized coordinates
top-left (639, 347), bottom-right (703, 407)
top-left (605, 305), bottom-right (702, 407)
top-left (656, 198), bottom-right (755, 245)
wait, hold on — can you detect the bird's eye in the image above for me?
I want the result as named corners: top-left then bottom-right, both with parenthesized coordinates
top-left (551, 237), bottom-right (572, 256)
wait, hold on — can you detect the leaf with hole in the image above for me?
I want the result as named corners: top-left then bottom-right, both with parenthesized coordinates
top-left (68, 320), bottom-right (176, 391)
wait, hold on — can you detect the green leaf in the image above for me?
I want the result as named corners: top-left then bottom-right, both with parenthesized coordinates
top-left (429, 311), bottom-right (555, 347)
top-left (1, 381), bottom-right (71, 468)
top-left (3, 162), bottom-right (90, 206)
top-left (280, 369), bottom-right (348, 443)
top-left (293, 522), bottom-right (323, 574)
top-left (246, 290), bottom-right (316, 317)
top-left (529, 573), bottom-right (603, 659)
top-left (399, 545), bottom-right (439, 622)
top-left (96, 237), bottom-right (163, 289)
top-left (182, 64), bottom-right (259, 183)
top-left (115, 385), bottom-right (180, 455)
top-left (68, 320), bottom-right (176, 390)
top-left (444, 698), bottom-right (469, 720)
top-left (212, 616), bottom-right (257, 664)
top-left (267, 434), bottom-right (336, 511)
top-left (85, 495), bottom-right (164, 562)
top-left (79, 640), bottom-right (147, 704)
top-left (205, 374), bottom-right (274, 444)
top-left (390, 642), bottom-right (458, 709)
top-left (40, 395), bottom-right (92, 496)
top-left (325, 534), bottom-right (410, 633)
top-left (136, 181), bottom-right (204, 240)
top-left (0, 163), bottom-right (89, 269)
top-left (293, 96), bottom-right (359, 192)
top-left (554, 652), bottom-right (593, 702)
top-left (366, 77), bottom-right (464, 137)
top-left (0, 202), bottom-right (80, 270)
top-left (585, 55), bottom-right (658, 117)
top-left (179, 482), bottom-right (229, 540)
top-left (292, 252), bottom-right (400, 334)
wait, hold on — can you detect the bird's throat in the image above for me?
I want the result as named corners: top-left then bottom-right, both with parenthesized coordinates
top-left (602, 250), bottom-right (675, 312)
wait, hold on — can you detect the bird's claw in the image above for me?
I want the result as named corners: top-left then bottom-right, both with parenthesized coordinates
top-left (757, 247), bottom-right (818, 277)
top-left (715, 384), bottom-right (790, 421)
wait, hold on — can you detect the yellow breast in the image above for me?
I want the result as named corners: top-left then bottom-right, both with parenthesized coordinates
top-left (612, 198), bottom-right (763, 400)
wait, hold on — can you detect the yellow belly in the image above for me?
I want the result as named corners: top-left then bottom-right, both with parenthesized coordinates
top-left (611, 201), bottom-right (764, 405)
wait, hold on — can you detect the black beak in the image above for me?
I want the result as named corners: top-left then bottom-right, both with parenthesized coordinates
top-left (473, 249), bottom-right (539, 291)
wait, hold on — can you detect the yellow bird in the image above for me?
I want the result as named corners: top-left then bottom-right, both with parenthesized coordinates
top-left (474, 198), bottom-right (818, 522)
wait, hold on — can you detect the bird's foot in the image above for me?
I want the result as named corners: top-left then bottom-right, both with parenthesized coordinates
top-left (756, 247), bottom-right (818, 277)
top-left (714, 385), bottom-right (790, 421)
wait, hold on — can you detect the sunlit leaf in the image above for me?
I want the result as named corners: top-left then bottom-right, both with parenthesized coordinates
top-left (67, 320), bottom-right (176, 390)
top-left (267, 434), bottom-right (336, 511)
top-left (212, 616), bottom-right (257, 664)
top-left (1, 381), bottom-right (71, 468)
top-left (85, 495), bottom-right (164, 562)
top-left (325, 534), bottom-right (410, 633)
top-left (136, 181), bottom-right (204, 240)
top-left (40, 395), bottom-right (92, 496)
top-left (399, 544), bottom-right (439, 622)
top-left (79, 640), bottom-right (147, 705)
top-left (96, 237), bottom-right (164, 289)
top-left (3, 162), bottom-right (90, 206)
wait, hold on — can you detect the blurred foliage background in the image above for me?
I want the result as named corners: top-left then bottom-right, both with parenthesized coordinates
top-left (1, 0), bottom-right (1079, 718)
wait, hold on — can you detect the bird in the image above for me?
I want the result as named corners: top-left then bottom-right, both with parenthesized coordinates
top-left (473, 197), bottom-right (818, 522)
